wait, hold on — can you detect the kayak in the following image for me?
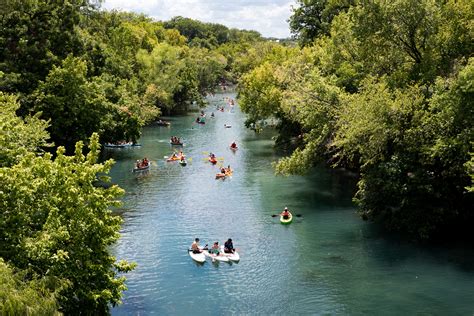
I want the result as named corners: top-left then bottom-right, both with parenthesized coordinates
top-left (230, 146), bottom-right (238, 151)
top-left (166, 155), bottom-right (184, 162)
top-left (209, 158), bottom-right (217, 164)
top-left (202, 250), bottom-right (230, 262)
top-left (216, 169), bottom-right (233, 179)
top-left (220, 246), bottom-right (240, 261)
top-left (170, 141), bottom-right (183, 146)
top-left (215, 173), bottom-right (226, 179)
top-left (280, 213), bottom-right (293, 225)
top-left (188, 250), bottom-right (206, 263)
top-left (133, 164), bottom-right (150, 172)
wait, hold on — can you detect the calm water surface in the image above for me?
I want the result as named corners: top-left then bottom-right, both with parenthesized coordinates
top-left (108, 92), bottom-right (474, 315)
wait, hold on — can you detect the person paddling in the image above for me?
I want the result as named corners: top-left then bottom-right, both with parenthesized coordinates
top-left (280, 207), bottom-right (291, 219)
top-left (230, 141), bottom-right (237, 149)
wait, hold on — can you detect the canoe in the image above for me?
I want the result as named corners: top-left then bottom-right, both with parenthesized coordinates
top-left (133, 164), bottom-right (150, 172)
top-left (280, 213), bottom-right (293, 225)
top-left (220, 246), bottom-right (240, 261)
top-left (202, 250), bottom-right (230, 262)
top-left (188, 250), bottom-right (206, 263)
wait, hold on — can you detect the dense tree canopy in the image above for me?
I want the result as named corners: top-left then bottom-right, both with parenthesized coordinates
top-left (1, 2), bottom-right (259, 152)
top-left (239, 0), bottom-right (473, 239)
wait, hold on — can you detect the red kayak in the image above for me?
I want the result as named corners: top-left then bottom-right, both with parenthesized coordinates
top-left (209, 158), bottom-right (217, 164)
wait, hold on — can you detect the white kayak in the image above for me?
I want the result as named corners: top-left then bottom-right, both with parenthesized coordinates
top-left (202, 250), bottom-right (230, 262)
top-left (220, 246), bottom-right (240, 261)
top-left (188, 250), bottom-right (206, 263)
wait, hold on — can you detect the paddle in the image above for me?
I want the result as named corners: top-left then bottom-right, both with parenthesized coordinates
top-left (271, 214), bottom-right (303, 217)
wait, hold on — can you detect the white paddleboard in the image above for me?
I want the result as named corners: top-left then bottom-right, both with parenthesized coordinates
top-left (220, 246), bottom-right (240, 261)
top-left (203, 250), bottom-right (230, 262)
top-left (189, 250), bottom-right (206, 263)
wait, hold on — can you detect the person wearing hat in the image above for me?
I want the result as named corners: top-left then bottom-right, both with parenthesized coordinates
top-left (224, 238), bottom-right (235, 254)
top-left (280, 207), bottom-right (291, 220)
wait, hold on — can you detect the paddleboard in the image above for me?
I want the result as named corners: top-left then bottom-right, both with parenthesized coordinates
top-left (220, 246), bottom-right (240, 261)
top-left (188, 250), bottom-right (206, 263)
top-left (203, 250), bottom-right (230, 262)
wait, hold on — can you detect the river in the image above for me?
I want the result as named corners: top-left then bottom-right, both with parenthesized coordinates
top-left (107, 92), bottom-right (474, 315)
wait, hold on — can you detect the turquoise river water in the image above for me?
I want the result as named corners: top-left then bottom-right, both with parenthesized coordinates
top-left (108, 92), bottom-right (474, 315)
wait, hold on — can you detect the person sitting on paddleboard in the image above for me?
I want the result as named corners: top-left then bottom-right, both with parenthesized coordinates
top-left (210, 242), bottom-right (220, 255)
top-left (224, 238), bottom-right (234, 254)
top-left (280, 207), bottom-right (291, 219)
top-left (191, 238), bottom-right (202, 254)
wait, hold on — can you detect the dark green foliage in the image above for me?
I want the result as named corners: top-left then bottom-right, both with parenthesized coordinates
top-left (164, 16), bottom-right (262, 48)
top-left (289, 0), bottom-right (355, 45)
top-left (0, 259), bottom-right (61, 315)
top-left (239, 0), bottom-right (473, 239)
top-left (0, 0), bottom-right (91, 95)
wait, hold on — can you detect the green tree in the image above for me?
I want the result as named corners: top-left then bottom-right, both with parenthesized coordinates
top-left (32, 56), bottom-right (141, 151)
top-left (0, 0), bottom-right (97, 95)
top-left (0, 92), bottom-right (50, 167)
top-left (0, 259), bottom-right (61, 315)
top-left (289, 0), bottom-right (355, 45)
top-left (0, 133), bottom-right (135, 313)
